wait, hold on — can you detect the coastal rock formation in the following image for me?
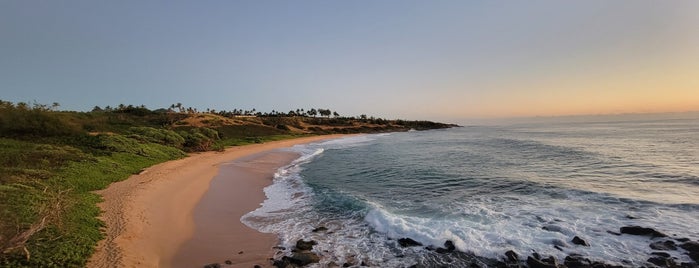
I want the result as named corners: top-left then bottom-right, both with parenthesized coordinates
top-left (563, 254), bottom-right (592, 268)
top-left (681, 241), bottom-right (699, 263)
top-left (397, 238), bottom-right (423, 247)
top-left (311, 226), bottom-right (328, 233)
top-left (572, 236), bottom-right (590, 247)
top-left (619, 226), bottom-right (668, 238)
top-left (526, 255), bottom-right (558, 268)
top-left (272, 239), bottom-right (320, 268)
top-left (294, 240), bottom-right (317, 251)
top-left (649, 240), bottom-right (677, 250)
top-left (434, 240), bottom-right (456, 253)
top-left (504, 250), bottom-right (519, 263)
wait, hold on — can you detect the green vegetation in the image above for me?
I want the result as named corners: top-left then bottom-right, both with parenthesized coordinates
top-left (0, 100), bottom-right (455, 267)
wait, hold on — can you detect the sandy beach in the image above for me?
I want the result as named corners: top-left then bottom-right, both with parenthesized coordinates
top-left (88, 135), bottom-right (349, 268)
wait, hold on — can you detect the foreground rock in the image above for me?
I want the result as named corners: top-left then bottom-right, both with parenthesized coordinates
top-left (272, 239), bottom-right (320, 268)
top-left (619, 226), bottom-right (667, 238)
top-left (397, 238), bottom-right (423, 247)
top-left (681, 241), bottom-right (699, 263)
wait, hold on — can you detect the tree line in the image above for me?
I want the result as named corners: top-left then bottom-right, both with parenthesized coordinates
top-left (91, 103), bottom-right (350, 119)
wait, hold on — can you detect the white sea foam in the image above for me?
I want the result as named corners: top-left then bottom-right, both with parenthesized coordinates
top-left (242, 125), bottom-right (699, 267)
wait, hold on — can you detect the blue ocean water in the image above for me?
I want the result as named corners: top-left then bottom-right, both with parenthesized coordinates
top-left (243, 114), bottom-right (699, 267)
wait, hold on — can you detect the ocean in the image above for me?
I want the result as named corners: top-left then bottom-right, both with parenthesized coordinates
top-left (243, 114), bottom-right (699, 267)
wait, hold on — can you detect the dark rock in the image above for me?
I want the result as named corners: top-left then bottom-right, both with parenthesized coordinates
top-left (272, 246), bottom-right (286, 250)
top-left (625, 215), bottom-right (638, 219)
top-left (224, 260), bottom-right (232, 265)
top-left (398, 238), bottom-right (423, 247)
top-left (526, 256), bottom-right (557, 268)
top-left (435, 247), bottom-right (450, 254)
top-left (676, 238), bottom-right (691, 243)
top-left (295, 239), bottom-right (317, 251)
top-left (342, 263), bottom-right (351, 267)
top-left (435, 240), bottom-right (457, 254)
top-left (652, 252), bottom-right (672, 258)
top-left (591, 262), bottom-right (623, 268)
top-left (681, 241), bottom-right (699, 263)
top-left (504, 250), bottom-right (519, 263)
top-left (572, 236), bottom-right (590, 246)
top-left (619, 226), bottom-right (667, 238)
top-left (444, 240), bottom-right (456, 251)
top-left (238, 251), bottom-right (244, 254)
top-left (650, 240), bottom-right (677, 250)
top-left (564, 254), bottom-right (592, 268)
top-left (554, 245), bottom-right (564, 251)
top-left (532, 252), bottom-right (542, 260)
top-left (272, 258), bottom-right (291, 268)
top-left (606, 230), bottom-right (622, 236)
top-left (312, 226), bottom-right (328, 233)
top-left (648, 256), bottom-right (678, 267)
top-left (254, 265), bottom-right (262, 268)
top-left (285, 251), bottom-right (321, 266)
top-left (203, 264), bottom-right (221, 268)
top-left (681, 262), bottom-right (699, 268)
top-left (542, 256), bottom-right (559, 267)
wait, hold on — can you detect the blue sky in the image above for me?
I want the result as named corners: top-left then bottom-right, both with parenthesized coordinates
top-left (2, 1), bottom-right (698, 121)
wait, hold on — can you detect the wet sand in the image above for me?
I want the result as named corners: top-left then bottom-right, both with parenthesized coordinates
top-left (88, 135), bottom-right (349, 268)
top-left (171, 151), bottom-right (299, 267)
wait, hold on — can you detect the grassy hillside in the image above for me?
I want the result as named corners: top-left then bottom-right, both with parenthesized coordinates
top-left (0, 101), bottom-right (455, 266)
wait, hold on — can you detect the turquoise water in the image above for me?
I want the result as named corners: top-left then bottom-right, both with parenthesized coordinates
top-left (243, 115), bottom-right (699, 267)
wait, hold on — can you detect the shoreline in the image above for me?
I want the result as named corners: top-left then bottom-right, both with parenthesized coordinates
top-left (88, 134), bottom-right (351, 268)
top-left (172, 151), bottom-right (300, 267)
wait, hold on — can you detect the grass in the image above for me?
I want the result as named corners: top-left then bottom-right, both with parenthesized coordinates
top-left (0, 102), bottom-right (452, 267)
top-left (0, 137), bottom-right (185, 267)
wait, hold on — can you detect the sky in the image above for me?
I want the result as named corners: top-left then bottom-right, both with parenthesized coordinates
top-left (1, 1), bottom-right (698, 121)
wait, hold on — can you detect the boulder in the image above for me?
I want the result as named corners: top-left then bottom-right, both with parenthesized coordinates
top-left (312, 226), bottom-right (328, 233)
top-left (572, 236), bottom-right (590, 247)
top-left (203, 264), bottom-right (221, 268)
top-left (287, 252), bottom-right (321, 266)
top-left (434, 240), bottom-right (457, 254)
top-left (397, 238), bottom-right (423, 247)
top-left (564, 254), bottom-right (592, 268)
top-left (647, 256), bottom-right (678, 267)
top-left (505, 250), bottom-right (519, 263)
top-left (649, 240), bottom-right (677, 251)
top-left (444, 240), bottom-right (456, 251)
top-left (619, 226), bottom-right (667, 238)
top-left (295, 239), bottom-right (317, 251)
top-left (526, 256), bottom-right (557, 268)
top-left (680, 241), bottom-right (699, 263)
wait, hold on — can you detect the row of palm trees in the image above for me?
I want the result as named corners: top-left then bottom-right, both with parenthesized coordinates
top-left (92, 103), bottom-right (342, 118)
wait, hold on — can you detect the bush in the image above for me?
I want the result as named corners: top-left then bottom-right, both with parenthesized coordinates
top-left (127, 127), bottom-right (185, 148)
top-left (0, 108), bottom-right (82, 138)
top-left (178, 128), bottom-right (221, 152)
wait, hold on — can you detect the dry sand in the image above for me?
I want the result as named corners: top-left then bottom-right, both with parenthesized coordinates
top-left (88, 135), bottom-right (349, 268)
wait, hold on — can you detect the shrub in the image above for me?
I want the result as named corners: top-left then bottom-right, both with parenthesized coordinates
top-left (127, 127), bottom-right (185, 148)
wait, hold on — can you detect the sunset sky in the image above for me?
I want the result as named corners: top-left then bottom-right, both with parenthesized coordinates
top-left (1, 1), bottom-right (698, 120)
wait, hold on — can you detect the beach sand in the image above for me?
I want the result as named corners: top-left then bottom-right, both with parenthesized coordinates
top-left (88, 135), bottom-right (349, 268)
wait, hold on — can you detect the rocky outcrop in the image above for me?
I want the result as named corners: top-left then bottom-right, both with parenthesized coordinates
top-left (397, 238), bottom-right (423, 247)
top-left (272, 239), bottom-right (320, 268)
top-left (572, 236), bottom-right (590, 247)
top-left (681, 241), bottom-right (699, 263)
top-left (619, 226), bottom-right (667, 238)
